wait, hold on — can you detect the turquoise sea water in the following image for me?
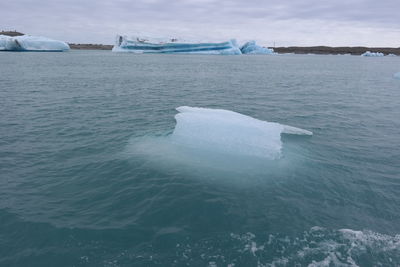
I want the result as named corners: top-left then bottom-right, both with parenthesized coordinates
top-left (1, 51), bottom-right (400, 266)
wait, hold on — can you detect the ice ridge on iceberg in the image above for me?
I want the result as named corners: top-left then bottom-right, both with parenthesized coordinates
top-left (112, 35), bottom-right (242, 54)
top-left (240, 41), bottom-right (275, 54)
top-left (361, 51), bottom-right (384, 57)
top-left (171, 106), bottom-right (312, 159)
top-left (0, 35), bottom-right (69, 51)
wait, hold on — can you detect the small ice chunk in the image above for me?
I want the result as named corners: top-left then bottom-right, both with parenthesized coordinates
top-left (240, 41), bottom-right (275, 54)
top-left (282, 125), bottom-right (313, 135)
top-left (361, 51), bottom-right (384, 57)
top-left (171, 106), bottom-right (312, 159)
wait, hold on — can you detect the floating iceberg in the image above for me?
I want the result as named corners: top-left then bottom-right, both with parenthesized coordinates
top-left (125, 106), bottom-right (313, 175)
top-left (394, 72), bottom-right (400, 79)
top-left (361, 51), bottom-right (384, 57)
top-left (240, 41), bottom-right (275, 54)
top-left (0, 35), bottom-right (69, 51)
top-left (171, 106), bottom-right (312, 159)
top-left (112, 35), bottom-right (242, 54)
top-left (386, 53), bottom-right (397, 57)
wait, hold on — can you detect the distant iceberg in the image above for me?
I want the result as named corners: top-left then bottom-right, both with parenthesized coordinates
top-left (112, 35), bottom-right (242, 54)
top-left (386, 53), bottom-right (397, 57)
top-left (0, 35), bottom-right (69, 52)
top-left (361, 51), bottom-right (384, 57)
top-left (171, 106), bottom-right (312, 159)
top-left (240, 41), bottom-right (275, 54)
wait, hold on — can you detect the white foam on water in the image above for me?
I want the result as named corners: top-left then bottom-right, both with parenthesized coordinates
top-left (99, 227), bottom-right (399, 266)
top-left (171, 227), bottom-right (400, 267)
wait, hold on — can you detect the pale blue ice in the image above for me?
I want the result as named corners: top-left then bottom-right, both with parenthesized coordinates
top-left (240, 41), bottom-right (275, 54)
top-left (361, 51), bottom-right (384, 57)
top-left (0, 35), bottom-right (69, 51)
top-left (171, 106), bottom-right (312, 159)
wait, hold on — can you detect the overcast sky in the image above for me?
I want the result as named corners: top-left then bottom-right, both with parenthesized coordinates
top-left (1, 0), bottom-right (399, 46)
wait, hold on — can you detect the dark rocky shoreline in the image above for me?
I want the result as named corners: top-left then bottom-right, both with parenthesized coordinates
top-left (68, 43), bottom-right (113, 50)
top-left (0, 31), bottom-right (24, 37)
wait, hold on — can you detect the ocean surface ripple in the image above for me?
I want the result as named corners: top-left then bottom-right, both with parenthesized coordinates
top-left (0, 51), bottom-right (400, 266)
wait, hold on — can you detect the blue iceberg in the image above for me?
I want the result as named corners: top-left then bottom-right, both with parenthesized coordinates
top-left (240, 41), bottom-right (275, 54)
top-left (0, 35), bottom-right (69, 52)
top-left (112, 35), bottom-right (242, 54)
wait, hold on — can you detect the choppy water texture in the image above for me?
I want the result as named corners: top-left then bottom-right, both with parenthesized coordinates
top-left (1, 51), bottom-right (400, 266)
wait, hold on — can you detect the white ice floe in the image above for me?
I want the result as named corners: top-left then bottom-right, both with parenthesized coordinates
top-left (171, 106), bottom-right (312, 159)
top-left (0, 35), bottom-right (69, 51)
top-left (361, 51), bottom-right (384, 57)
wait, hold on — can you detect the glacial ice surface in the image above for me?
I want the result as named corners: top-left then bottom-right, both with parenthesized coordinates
top-left (0, 35), bottom-right (69, 51)
top-left (171, 106), bottom-right (312, 159)
top-left (361, 51), bottom-right (384, 57)
top-left (112, 35), bottom-right (242, 54)
top-left (112, 35), bottom-right (278, 55)
top-left (240, 41), bottom-right (275, 55)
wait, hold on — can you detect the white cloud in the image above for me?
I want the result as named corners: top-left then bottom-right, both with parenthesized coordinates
top-left (1, 0), bottom-right (399, 46)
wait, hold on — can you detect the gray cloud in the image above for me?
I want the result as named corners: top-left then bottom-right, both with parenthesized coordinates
top-left (1, 0), bottom-right (399, 46)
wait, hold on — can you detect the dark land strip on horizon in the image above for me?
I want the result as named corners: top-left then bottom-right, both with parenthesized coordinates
top-left (68, 44), bottom-right (400, 55)
top-left (1, 31), bottom-right (399, 55)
